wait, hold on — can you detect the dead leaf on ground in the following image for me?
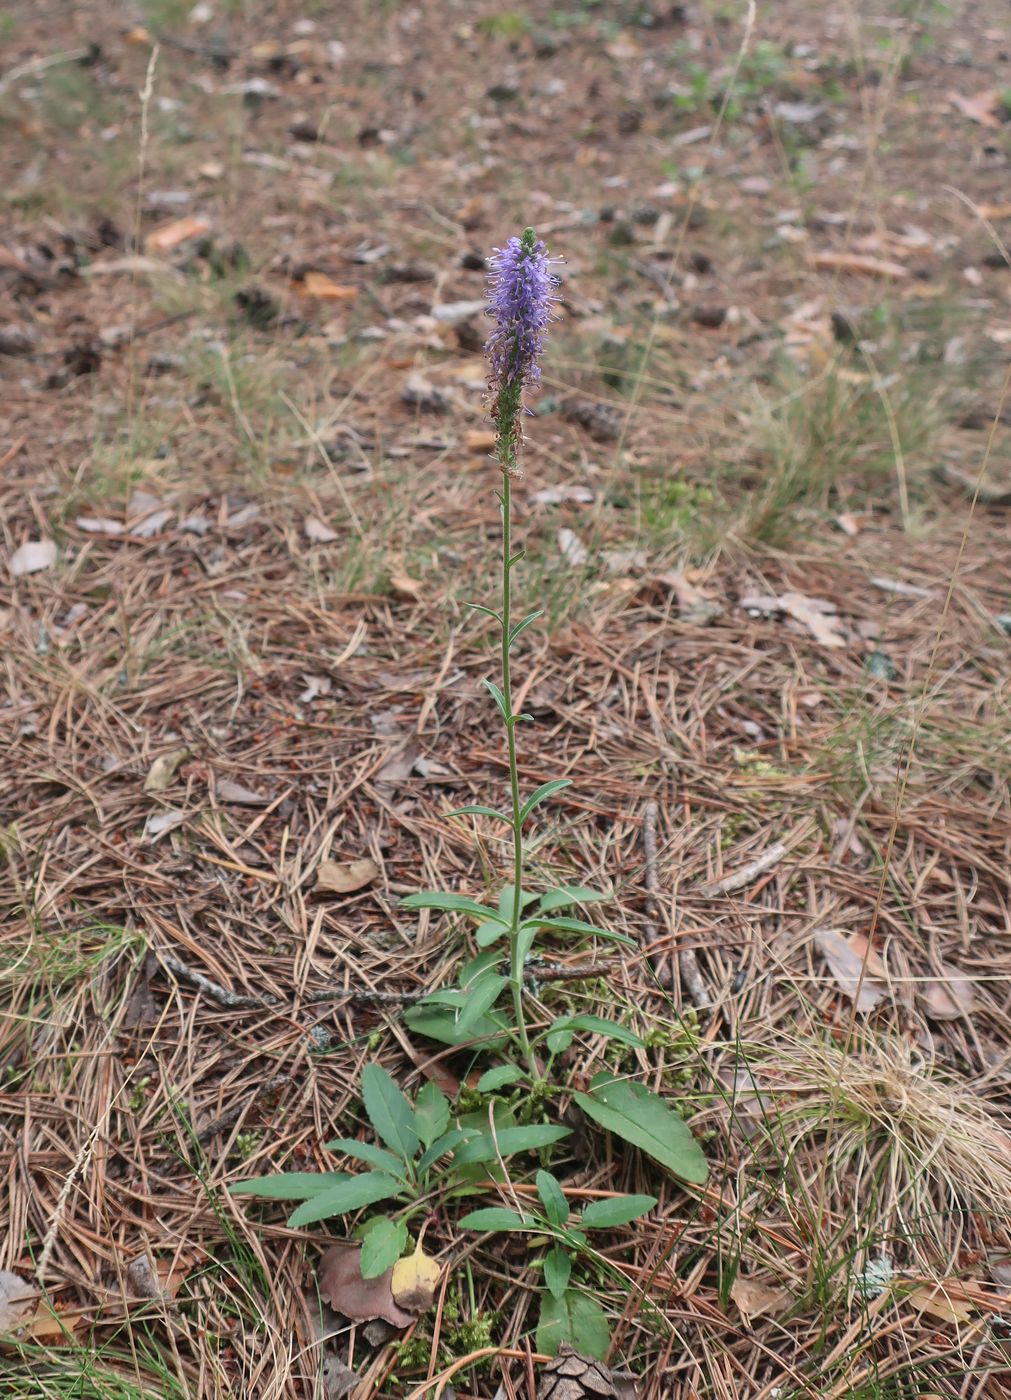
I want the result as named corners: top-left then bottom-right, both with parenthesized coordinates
top-left (558, 528), bottom-right (588, 566)
top-left (390, 1242), bottom-right (441, 1314)
top-left (143, 748), bottom-right (188, 793)
top-left (532, 484), bottom-right (595, 505)
top-left (464, 429), bottom-right (497, 451)
top-left (299, 271), bottom-right (358, 300)
top-left (145, 216), bottom-right (211, 254)
top-left (741, 591), bottom-right (846, 648)
top-left (144, 808), bottom-right (187, 842)
top-left (810, 251), bottom-right (909, 279)
top-left (76, 516), bottom-right (125, 536)
top-left (730, 1274), bottom-right (792, 1321)
top-left (389, 573), bottom-right (423, 602)
top-left (316, 856), bottom-right (380, 894)
top-left (215, 778), bottom-right (269, 806)
top-left (948, 90), bottom-right (1003, 128)
top-left (906, 1281), bottom-right (974, 1324)
top-left (317, 1243), bottom-right (414, 1327)
top-left (9, 539), bottom-right (56, 577)
top-left (0, 1271), bottom-right (80, 1342)
top-left (815, 928), bottom-right (888, 1012)
top-left (917, 962), bottom-right (976, 1021)
top-left (304, 514), bottom-right (338, 543)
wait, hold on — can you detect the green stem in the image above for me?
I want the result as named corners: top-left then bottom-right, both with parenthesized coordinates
top-left (500, 474), bottom-right (536, 1078)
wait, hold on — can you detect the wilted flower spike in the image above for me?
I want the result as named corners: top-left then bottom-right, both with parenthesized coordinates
top-left (485, 227), bottom-right (559, 473)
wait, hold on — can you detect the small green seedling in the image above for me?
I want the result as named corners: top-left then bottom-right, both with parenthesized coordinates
top-left (460, 1169), bottom-right (657, 1358)
top-left (229, 1065), bottom-right (569, 1277)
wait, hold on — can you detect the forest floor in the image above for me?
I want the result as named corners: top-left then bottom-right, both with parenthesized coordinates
top-left (2, 1), bottom-right (1011, 1397)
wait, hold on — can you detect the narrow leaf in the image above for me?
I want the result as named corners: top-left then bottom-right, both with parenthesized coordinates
top-left (475, 917), bottom-right (510, 948)
top-left (482, 678), bottom-right (510, 721)
top-left (323, 1140), bottom-right (407, 1179)
top-left (537, 885), bottom-right (607, 914)
top-left (404, 1004), bottom-right (510, 1049)
top-left (543, 1244), bottom-right (572, 1300)
top-left (228, 1171), bottom-right (346, 1202)
top-left (454, 1124), bottom-right (570, 1166)
top-left (579, 1194), bottom-right (657, 1229)
top-left (573, 1075), bottom-right (708, 1185)
top-left (526, 916), bottom-right (635, 947)
top-left (361, 1064), bottom-right (419, 1163)
top-left (536, 1170), bottom-right (569, 1228)
top-left (465, 603), bottom-right (502, 623)
top-left (456, 973), bottom-right (507, 1035)
top-left (417, 1127), bottom-right (475, 1174)
top-left (541, 1015), bottom-right (644, 1050)
top-left (458, 1207), bottom-right (531, 1231)
top-left (446, 805), bottom-right (512, 823)
top-left (413, 1082), bottom-right (450, 1149)
top-left (286, 1172), bottom-right (402, 1228)
top-left (508, 609), bottom-right (544, 646)
top-left (402, 891), bottom-right (499, 920)
top-left (519, 779), bottom-right (572, 824)
top-left (359, 1216), bottom-right (408, 1278)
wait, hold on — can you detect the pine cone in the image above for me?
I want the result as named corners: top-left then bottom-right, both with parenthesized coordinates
top-left (537, 1345), bottom-right (618, 1400)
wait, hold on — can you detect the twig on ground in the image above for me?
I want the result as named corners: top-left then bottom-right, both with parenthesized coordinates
top-left (698, 841), bottom-right (787, 898)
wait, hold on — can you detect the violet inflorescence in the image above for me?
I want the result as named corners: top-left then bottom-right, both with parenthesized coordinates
top-left (485, 227), bottom-right (559, 474)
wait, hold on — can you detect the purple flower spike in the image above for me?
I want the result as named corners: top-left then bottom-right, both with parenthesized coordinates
top-left (485, 227), bottom-right (559, 471)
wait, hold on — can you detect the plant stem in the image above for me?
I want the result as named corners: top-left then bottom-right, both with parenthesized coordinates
top-left (500, 475), bottom-right (536, 1078)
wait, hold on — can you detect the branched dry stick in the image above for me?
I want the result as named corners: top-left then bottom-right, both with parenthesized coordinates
top-left (643, 800), bottom-right (709, 1009)
top-left (155, 951), bottom-right (614, 1011)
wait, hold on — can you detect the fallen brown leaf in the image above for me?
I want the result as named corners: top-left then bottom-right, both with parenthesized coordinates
top-left (389, 573), bottom-right (423, 601)
top-left (0, 1271), bottom-right (81, 1343)
top-left (948, 90), bottom-right (1003, 128)
top-left (304, 515), bottom-right (339, 543)
top-left (300, 271), bottom-right (357, 300)
top-left (814, 928), bottom-right (888, 1012)
top-left (216, 778), bottom-right (269, 806)
top-left (316, 856), bottom-right (380, 895)
top-left (810, 251), bottom-right (909, 279)
top-left (917, 962), bottom-right (976, 1021)
top-left (464, 429), bottom-right (497, 451)
top-left (317, 1243), bottom-right (414, 1326)
top-left (730, 1274), bottom-right (791, 1321)
top-left (906, 1281), bottom-right (974, 1324)
top-left (145, 216), bottom-right (211, 254)
top-left (9, 539), bottom-right (57, 577)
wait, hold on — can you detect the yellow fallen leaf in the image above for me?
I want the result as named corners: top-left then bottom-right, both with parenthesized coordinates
top-left (391, 1243), bottom-right (440, 1314)
top-left (316, 857), bottom-right (380, 895)
top-left (299, 271), bottom-right (357, 301)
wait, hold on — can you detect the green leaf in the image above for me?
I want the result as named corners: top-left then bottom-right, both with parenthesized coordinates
top-left (402, 891), bottom-right (500, 920)
top-left (516, 921), bottom-right (539, 969)
top-left (228, 1171), bottom-right (346, 1201)
top-left (573, 1075), bottom-right (708, 1185)
top-left (536, 1170), bottom-right (569, 1228)
top-left (359, 1216), bottom-right (408, 1278)
top-left (579, 1194), bottom-right (657, 1229)
top-left (465, 602), bottom-right (502, 623)
top-left (508, 609), bottom-right (544, 646)
top-left (404, 1004), bottom-right (510, 1050)
top-left (537, 885), bottom-right (607, 914)
top-left (543, 1244), bottom-right (572, 1300)
top-left (525, 916), bottom-right (635, 947)
top-left (286, 1172), bottom-right (402, 1228)
top-left (417, 1127), bottom-right (475, 1174)
top-left (323, 1139), bottom-right (408, 1179)
top-left (475, 917), bottom-right (510, 948)
top-left (542, 1015), bottom-right (644, 1052)
top-left (459, 950), bottom-right (503, 983)
top-left (519, 779), bottom-right (572, 824)
top-left (482, 678), bottom-right (510, 721)
top-left (537, 1290), bottom-right (610, 1360)
top-left (497, 886), bottom-right (539, 921)
top-left (454, 1123), bottom-right (570, 1166)
top-left (457, 973), bottom-right (507, 1034)
top-left (413, 1082), bottom-right (450, 1149)
top-left (476, 1065), bottom-right (527, 1093)
top-left (458, 1207), bottom-right (530, 1232)
top-left (361, 1064), bottom-right (419, 1163)
top-left (446, 805), bottom-right (512, 823)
